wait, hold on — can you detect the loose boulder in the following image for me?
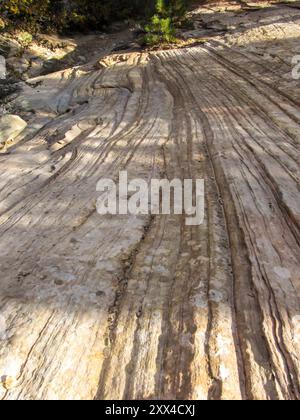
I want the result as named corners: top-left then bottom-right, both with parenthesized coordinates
top-left (0, 114), bottom-right (27, 152)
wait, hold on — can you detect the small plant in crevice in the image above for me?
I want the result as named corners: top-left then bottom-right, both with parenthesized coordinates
top-left (145, 15), bottom-right (175, 45)
top-left (144, 0), bottom-right (188, 46)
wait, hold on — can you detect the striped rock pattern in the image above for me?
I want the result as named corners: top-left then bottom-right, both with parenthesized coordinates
top-left (0, 25), bottom-right (300, 399)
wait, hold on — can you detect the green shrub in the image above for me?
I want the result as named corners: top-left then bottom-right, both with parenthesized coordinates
top-left (0, 1), bottom-right (54, 32)
top-left (0, 1), bottom-right (157, 31)
top-left (144, 0), bottom-right (188, 45)
top-left (145, 14), bottom-right (175, 45)
top-left (17, 30), bottom-right (33, 45)
top-left (0, 0), bottom-right (190, 35)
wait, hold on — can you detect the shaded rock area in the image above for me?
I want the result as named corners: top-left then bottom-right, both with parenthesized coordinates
top-left (0, 1), bottom-right (299, 400)
top-left (0, 28), bottom-right (138, 82)
top-left (0, 79), bottom-right (19, 102)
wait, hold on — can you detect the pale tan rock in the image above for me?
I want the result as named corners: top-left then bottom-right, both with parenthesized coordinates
top-left (0, 114), bottom-right (27, 153)
top-left (0, 2), bottom-right (299, 401)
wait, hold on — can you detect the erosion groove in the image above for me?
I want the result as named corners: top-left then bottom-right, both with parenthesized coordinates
top-left (0, 4), bottom-right (300, 400)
